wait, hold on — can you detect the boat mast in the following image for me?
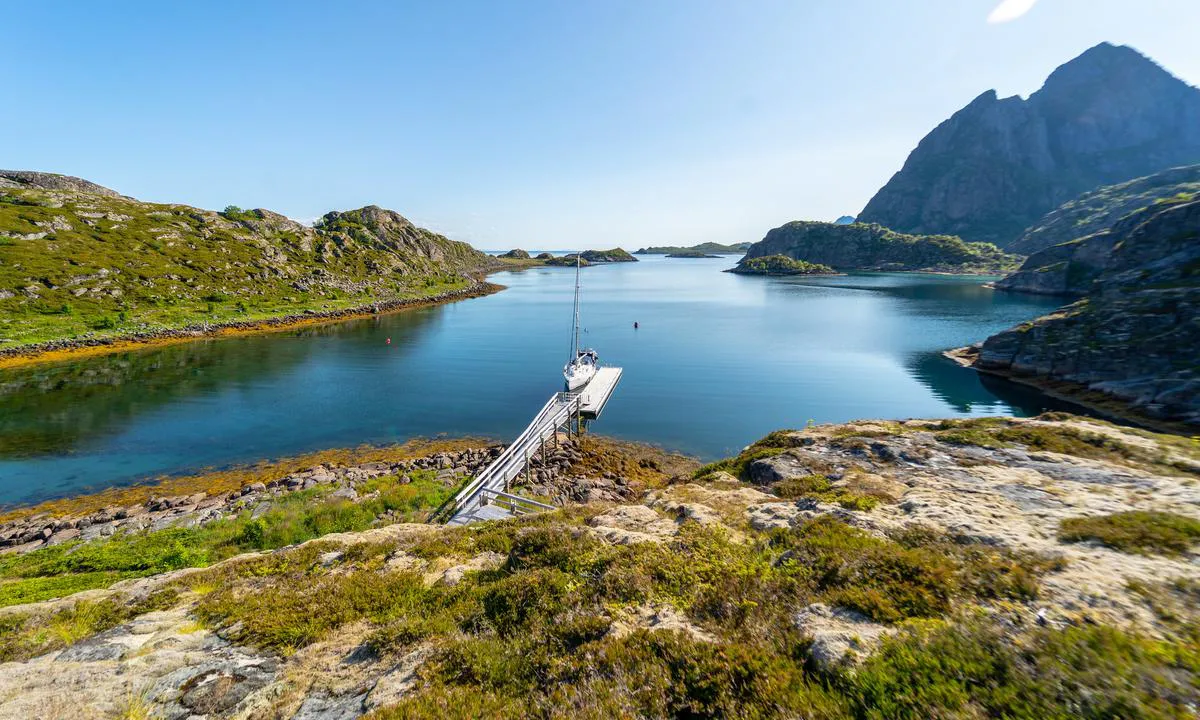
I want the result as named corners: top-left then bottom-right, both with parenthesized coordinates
top-left (571, 253), bottom-right (582, 360)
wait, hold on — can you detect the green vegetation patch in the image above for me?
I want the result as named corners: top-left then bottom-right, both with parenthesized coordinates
top-left (1060, 511), bottom-right (1200, 556)
top-left (773, 474), bottom-right (882, 511)
top-left (0, 472), bottom-right (462, 607)
top-left (186, 512), bottom-right (1059, 660)
top-left (843, 619), bottom-right (1198, 720)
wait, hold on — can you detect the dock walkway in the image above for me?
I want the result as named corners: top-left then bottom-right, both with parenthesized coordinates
top-left (446, 368), bottom-right (622, 525)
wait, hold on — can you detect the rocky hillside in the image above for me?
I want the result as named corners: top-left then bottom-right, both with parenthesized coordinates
top-left (858, 43), bottom-right (1200, 246)
top-left (743, 221), bottom-right (1021, 274)
top-left (1010, 165), bottom-right (1200, 256)
top-left (0, 171), bottom-right (495, 350)
top-left (977, 197), bottom-right (1200, 424)
top-left (0, 416), bottom-right (1196, 717)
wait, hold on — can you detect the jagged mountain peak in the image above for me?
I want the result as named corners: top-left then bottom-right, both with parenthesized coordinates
top-left (858, 44), bottom-right (1200, 247)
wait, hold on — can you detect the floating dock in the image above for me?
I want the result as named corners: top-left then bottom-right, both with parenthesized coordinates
top-left (445, 367), bottom-right (623, 525)
top-left (579, 367), bottom-right (622, 417)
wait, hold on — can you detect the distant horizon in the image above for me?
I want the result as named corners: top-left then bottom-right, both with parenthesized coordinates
top-left (3, 1), bottom-right (1198, 249)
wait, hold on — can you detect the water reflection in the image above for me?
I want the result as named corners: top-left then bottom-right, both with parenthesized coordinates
top-left (0, 307), bottom-right (440, 458)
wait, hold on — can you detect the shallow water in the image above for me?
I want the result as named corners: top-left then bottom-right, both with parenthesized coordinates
top-left (0, 255), bottom-right (1068, 505)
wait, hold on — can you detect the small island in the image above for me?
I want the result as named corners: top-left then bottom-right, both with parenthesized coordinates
top-left (636, 241), bottom-right (751, 255)
top-left (545, 255), bottom-right (590, 267)
top-left (497, 248), bottom-right (530, 259)
top-left (665, 251), bottom-right (720, 258)
top-left (577, 248), bottom-right (637, 263)
top-left (727, 254), bottom-right (838, 276)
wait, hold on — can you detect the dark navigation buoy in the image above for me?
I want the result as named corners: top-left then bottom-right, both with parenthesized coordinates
top-left (633, 321), bottom-right (639, 329)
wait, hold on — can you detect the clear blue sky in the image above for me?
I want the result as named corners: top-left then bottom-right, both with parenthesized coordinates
top-left (3, 1), bottom-right (1198, 249)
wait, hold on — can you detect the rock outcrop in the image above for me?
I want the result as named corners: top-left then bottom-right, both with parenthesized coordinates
top-left (497, 248), bottom-right (530, 259)
top-left (742, 221), bottom-right (1020, 274)
top-left (858, 43), bottom-right (1200, 246)
top-left (0, 170), bottom-right (124, 198)
top-left (978, 198), bottom-right (1200, 424)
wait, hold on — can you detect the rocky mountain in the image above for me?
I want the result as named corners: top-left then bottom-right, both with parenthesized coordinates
top-left (858, 43), bottom-right (1200, 247)
top-left (1010, 165), bottom-right (1200, 256)
top-left (833, 215), bottom-right (855, 225)
top-left (742, 221), bottom-right (1021, 274)
top-left (635, 242), bottom-right (751, 255)
top-left (0, 172), bottom-right (495, 350)
top-left (975, 197), bottom-right (1200, 424)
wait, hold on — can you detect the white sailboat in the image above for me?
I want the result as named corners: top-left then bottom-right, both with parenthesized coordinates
top-left (563, 254), bottom-right (598, 391)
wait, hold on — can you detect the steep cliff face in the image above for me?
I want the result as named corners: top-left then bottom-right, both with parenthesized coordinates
top-left (859, 43), bottom-right (1200, 246)
top-left (1011, 165), bottom-right (1200, 256)
top-left (742, 221), bottom-right (1020, 274)
top-left (978, 198), bottom-right (1200, 424)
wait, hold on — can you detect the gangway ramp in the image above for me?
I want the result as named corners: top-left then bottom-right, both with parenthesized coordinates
top-left (446, 368), bottom-right (622, 525)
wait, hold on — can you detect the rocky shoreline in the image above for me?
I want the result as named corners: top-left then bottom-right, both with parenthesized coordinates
top-left (0, 437), bottom-right (639, 558)
top-left (943, 345), bottom-right (1195, 435)
top-left (0, 280), bottom-right (503, 369)
top-left (0, 445), bottom-right (502, 555)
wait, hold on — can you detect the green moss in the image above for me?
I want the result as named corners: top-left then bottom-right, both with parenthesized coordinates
top-left (774, 475), bottom-right (882, 511)
top-left (1060, 511), bottom-right (1200, 556)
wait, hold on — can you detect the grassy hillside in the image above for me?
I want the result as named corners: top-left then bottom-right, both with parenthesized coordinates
top-left (0, 173), bottom-right (495, 350)
top-left (1010, 164), bottom-right (1200, 255)
top-left (745, 221), bottom-right (1022, 274)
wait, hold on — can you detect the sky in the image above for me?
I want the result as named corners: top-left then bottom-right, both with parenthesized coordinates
top-left (3, 1), bottom-right (1199, 250)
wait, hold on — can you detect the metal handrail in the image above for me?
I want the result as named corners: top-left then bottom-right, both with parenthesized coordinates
top-left (481, 488), bottom-right (556, 512)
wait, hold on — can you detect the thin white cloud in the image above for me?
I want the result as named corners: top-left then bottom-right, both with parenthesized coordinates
top-left (987, 0), bottom-right (1038, 23)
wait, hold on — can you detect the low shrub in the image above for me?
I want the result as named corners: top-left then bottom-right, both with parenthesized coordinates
top-left (1060, 511), bottom-right (1200, 556)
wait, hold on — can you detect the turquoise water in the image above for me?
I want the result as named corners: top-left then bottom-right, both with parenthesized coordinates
top-left (0, 255), bottom-right (1067, 505)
